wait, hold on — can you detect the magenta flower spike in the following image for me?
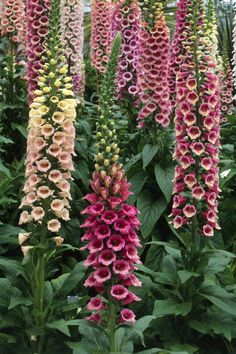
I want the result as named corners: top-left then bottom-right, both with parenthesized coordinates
top-left (60, 0), bottom-right (84, 95)
top-left (0, 0), bottom-right (26, 46)
top-left (171, 0), bottom-right (221, 237)
top-left (136, 1), bottom-right (171, 128)
top-left (26, 0), bottom-right (51, 103)
top-left (112, 0), bottom-right (140, 99)
top-left (81, 34), bottom-right (142, 328)
top-left (90, 0), bottom-right (112, 73)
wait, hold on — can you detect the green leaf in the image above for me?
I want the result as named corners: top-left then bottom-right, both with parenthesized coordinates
top-left (142, 144), bottom-right (158, 169)
top-left (128, 171), bottom-right (148, 203)
top-left (53, 262), bottom-right (85, 298)
top-left (153, 299), bottom-right (192, 317)
top-left (200, 294), bottom-right (236, 316)
top-left (73, 161), bottom-right (90, 187)
top-left (0, 224), bottom-right (24, 245)
top-left (177, 270), bottom-right (200, 284)
top-left (124, 153), bottom-right (142, 171)
top-left (137, 191), bottom-right (167, 238)
top-left (0, 333), bottom-right (16, 344)
top-left (0, 161), bottom-right (11, 178)
top-left (170, 344), bottom-right (198, 354)
top-left (8, 287), bottom-right (32, 309)
top-left (189, 319), bottom-right (233, 342)
top-left (136, 350), bottom-right (189, 354)
top-left (47, 319), bottom-right (71, 336)
top-left (155, 164), bottom-right (174, 201)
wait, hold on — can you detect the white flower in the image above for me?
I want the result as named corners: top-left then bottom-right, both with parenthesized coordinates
top-left (220, 169), bottom-right (231, 178)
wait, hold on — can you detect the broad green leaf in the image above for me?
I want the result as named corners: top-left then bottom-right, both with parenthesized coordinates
top-left (177, 270), bottom-right (200, 284)
top-left (47, 319), bottom-right (71, 336)
top-left (0, 224), bottom-right (24, 245)
top-left (8, 287), bottom-right (32, 309)
top-left (155, 164), bottom-right (174, 201)
top-left (142, 144), bottom-right (158, 169)
top-left (200, 294), bottom-right (236, 316)
top-left (0, 333), bottom-right (16, 344)
top-left (154, 299), bottom-right (192, 317)
top-left (137, 191), bottom-right (167, 238)
top-left (128, 171), bottom-right (148, 203)
top-left (136, 350), bottom-right (189, 354)
top-left (170, 344), bottom-right (198, 354)
top-left (73, 161), bottom-right (90, 187)
top-left (0, 161), bottom-right (11, 178)
top-left (124, 153), bottom-right (142, 171)
top-left (53, 262), bottom-right (85, 298)
top-left (189, 320), bottom-right (233, 341)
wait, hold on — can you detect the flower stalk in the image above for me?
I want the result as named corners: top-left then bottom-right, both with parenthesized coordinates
top-left (81, 33), bottom-right (142, 347)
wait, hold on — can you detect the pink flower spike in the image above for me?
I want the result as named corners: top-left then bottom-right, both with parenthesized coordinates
top-left (110, 285), bottom-right (129, 300)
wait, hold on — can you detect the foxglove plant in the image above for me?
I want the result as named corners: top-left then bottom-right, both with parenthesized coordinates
top-left (137, 0), bottom-right (171, 128)
top-left (26, 0), bottom-right (51, 103)
top-left (90, 0), bottom-right (112, 73)
top-left (0, 0), bottom-right (26, 45)
top-left (112, 0), bottom-right (140, 99)
top-left (18, 0), bottom-right (77, 349)
top-left (81, 34), bottom-right (142, 351)
top-left (171, 0), bottom-right (221, 239)
top-left (60, 0), bottom-right (84, 95)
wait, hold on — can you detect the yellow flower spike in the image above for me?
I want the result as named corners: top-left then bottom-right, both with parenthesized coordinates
top-left (50, 96), bottom-right (59, 104)
top-left (34, 90), bottom-right (43, 96)
top-left (30, 102), bottom-right (41, 109)
top-left (65, 83), bottom-right (73, 89)
top-left (97, 132), bottom-right (102, 137)
top-left (38, 105), bottom-right (49, 115)
top-left (50, 59), bottom-right (56, 65)
top-left (105, 146), bottom-right (111, 153)
top-left (42, 87), bottom-right (51, 93)
top-left (112, 155), bottom-right (119, 162)
top-left (61, 89), bottom-right (73, 96)
top-left (65, 99), bottom-right (76, 107)
top-left (95, 164), bottom-right (99, 171)
top-left (46, 50), bottom-right (52, 56)
top-left (38, 69), bottom-right (44, 74)
top-left (52, 111), bottom-right (65, 124)
top-left (59, 67), bottom-right (68, 74)
top-left (97, 153), bottom-right (103, 160)
top-left (100, 139), bottom-right (106, 145)
top-left (58, 100), bottom-right (69, 110)
top-left (49, 72), bottom-right (55, 79)
top-left (34, 96), bottom-right (46, 103)
top-left (38, 77), bottom-right (46, 82)
top-left (29, 116), bottom-right (45, 127)
top-left (112, 143), bottom-right (118, 149)
top-left (64, 77), bottom-right (72, 83)
top-left (104, 159), bottom-right (110, 167)
top-left (54, 80), bottom-right (62, 87)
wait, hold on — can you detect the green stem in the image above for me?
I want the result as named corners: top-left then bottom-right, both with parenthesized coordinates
top-left (108, 301), bottom-right (116, 352)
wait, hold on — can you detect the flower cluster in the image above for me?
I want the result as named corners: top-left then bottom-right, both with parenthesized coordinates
top-left (168, 0), bottom-right (188, 110)
top-left (19, 40), bottom-right (77, 254)
top-left (219, 56), bottom-right (234, 121)
top-left (82, 34), bottom-right (141, 324)
top-left (0, 0), bottom-right (26, 44)
top-left (136, 1), bottom-right (171, 128)
top-left (90, 0), bottom-right (112, 73)
top-left (112, 0), bottom-right (140, 99)
top-left (82, 162), bottom-right (142, 324)
top-left (60, 0), bottom-right (84, 95)
top-left (172, 0), bottom-right (221, 237)
top-left (26, 0), bottom-right (51, 103)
